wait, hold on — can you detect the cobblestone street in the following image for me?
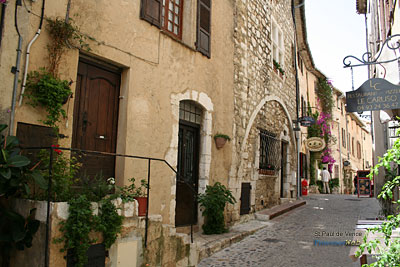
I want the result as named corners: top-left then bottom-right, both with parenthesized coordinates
top-left (198, 194), bottom-right (381, 267)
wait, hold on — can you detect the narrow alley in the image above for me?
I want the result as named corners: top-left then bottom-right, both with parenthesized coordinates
top-left (199, 194), bottom-right (380, 267)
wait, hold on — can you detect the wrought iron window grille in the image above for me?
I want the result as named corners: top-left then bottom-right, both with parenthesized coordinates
top-left (259, 129), bottom-right (281, 172)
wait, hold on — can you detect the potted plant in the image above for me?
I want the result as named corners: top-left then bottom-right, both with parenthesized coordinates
top-left (273, 60), bottom-right (285, 77)
top-left (198, 182), bottom-right (236, 234)
top-left (117, 178), bottom-right (148, 216)
top-left (214, 133), bottom-right (231, 149)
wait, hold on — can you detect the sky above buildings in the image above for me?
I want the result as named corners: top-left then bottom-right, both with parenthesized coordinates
top-left (305, 0), bottom-right (369, 93)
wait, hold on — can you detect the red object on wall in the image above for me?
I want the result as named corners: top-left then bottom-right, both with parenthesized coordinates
top-left (301, 179), bottom-right (308, 196)
top-left (134, 197), bottom-right (148, 216)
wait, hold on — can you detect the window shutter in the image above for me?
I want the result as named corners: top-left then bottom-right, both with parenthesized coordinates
top-left (140, 0), bottom-right (161, 28)
top-left (196, 0), bottom-right (211, 57)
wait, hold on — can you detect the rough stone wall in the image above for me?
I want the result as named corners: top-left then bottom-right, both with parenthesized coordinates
top-left (228, 0), bottom-right (297, 221)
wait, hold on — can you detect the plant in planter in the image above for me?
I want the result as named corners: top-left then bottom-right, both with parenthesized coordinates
top-left (273, 60), bottom-right (285, 76)
top-left (214, 133), bottom-right (231, 149)
top-left (115, 177), bottom-right (148, 216)
top-left (25, 68), bottom-right (72, 133)
top-left (198, 182), bottom-right (236, 234)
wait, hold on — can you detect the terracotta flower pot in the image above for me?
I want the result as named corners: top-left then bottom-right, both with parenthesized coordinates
top-left (134, 197), bottom-right (147, 216)
top-left (215, 137), bottom-right (227, 149)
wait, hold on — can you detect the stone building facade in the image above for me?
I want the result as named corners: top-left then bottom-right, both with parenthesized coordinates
top-left (295, 0), bottom-right (373, 195)
top-left (228, 0), bottom-right (298, 221)
top-left (331, 90), bottom-right (373, 194)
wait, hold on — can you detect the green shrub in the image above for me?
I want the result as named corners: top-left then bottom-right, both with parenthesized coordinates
top-left (198, 182), bottom-right (236, 234)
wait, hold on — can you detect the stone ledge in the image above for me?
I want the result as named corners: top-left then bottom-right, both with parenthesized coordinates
top-left (195, 220), bottom-right (272, 261)
top-left (255, 199), bottom-right (306, 221)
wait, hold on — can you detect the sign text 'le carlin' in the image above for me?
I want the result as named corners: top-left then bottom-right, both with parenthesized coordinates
top-left (346, 78), bottom-right (400, 113)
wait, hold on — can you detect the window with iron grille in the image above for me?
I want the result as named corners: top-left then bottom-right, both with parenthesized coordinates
top-left (259, 130), bottom-right (280, 171)
top-left (357, 141), bottom-right (361, 159)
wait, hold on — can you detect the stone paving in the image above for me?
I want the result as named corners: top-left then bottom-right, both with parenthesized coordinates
top-left (198, 194), bottom-right (381, 267)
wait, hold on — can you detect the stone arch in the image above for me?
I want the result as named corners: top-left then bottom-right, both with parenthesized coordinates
top-left (166, 90), bottom-right (213, 224)
top-left (234, 95), bottom-right (297, 206)
top-left (240, 95), bottom-right (296, 155)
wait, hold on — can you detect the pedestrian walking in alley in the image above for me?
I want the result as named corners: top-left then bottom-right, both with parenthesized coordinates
top-left (320, 167), bottom-right (331, 194)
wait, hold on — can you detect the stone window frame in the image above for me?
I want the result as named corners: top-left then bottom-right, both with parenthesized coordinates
top-left (271, 18), bottom-right (285, 68)
top-left (168, 90), bottom-right (213, 225)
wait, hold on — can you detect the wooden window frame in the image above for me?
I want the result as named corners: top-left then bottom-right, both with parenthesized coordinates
top-left (162, 0), bottom-right (184, 39)
top-left (196, 0), bottom-right (211, 57)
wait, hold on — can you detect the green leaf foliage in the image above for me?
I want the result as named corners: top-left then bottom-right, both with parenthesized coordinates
top-left (56, 196), bottom-right (123, 267)
top-left (25, 68), bottom-right (71, 132)
top-left (198, 182), bottom-right (236, 234)
top-left (356, 127), bottom-right (400, 266)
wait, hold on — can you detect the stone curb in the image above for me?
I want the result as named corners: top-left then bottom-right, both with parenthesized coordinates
top-left (255, 199), bottom-right (306, 221)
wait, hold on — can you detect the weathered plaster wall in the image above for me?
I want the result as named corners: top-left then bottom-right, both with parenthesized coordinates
top-left (1, 0), bottom-right (235, 226)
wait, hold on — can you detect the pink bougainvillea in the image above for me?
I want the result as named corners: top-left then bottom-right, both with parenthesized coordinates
top-left (321, 148), bottom-right (335, 164)
top-left (0, 0), bottom-right (7, 4)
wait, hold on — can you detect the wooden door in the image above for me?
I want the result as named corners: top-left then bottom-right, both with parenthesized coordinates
top-left (175, 122), bottom-right (200, 226)
top-left (72, 60), bottom-right (120, 179)
top-left (240, 183), bottom-right (251, 215)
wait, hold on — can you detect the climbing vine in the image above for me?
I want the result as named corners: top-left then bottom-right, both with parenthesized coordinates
top-left (46, 17), bottom-right (90, 75)
top-left (315, 78), bottom-right (334, 115)
top-left (24, 17), bottom-right (90, 133)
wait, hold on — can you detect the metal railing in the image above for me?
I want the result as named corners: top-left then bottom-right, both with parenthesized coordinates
top-left (21, 146), bottom-right (197, 267)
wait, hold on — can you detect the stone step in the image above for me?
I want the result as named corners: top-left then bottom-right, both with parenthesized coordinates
top-left (255, 199), bottom-right (306, 221)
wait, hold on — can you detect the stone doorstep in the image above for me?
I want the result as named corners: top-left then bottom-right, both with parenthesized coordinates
top-left (255, 199), bottom-right (306, 221)
top-left (194, 220), bottom-right (272, 262)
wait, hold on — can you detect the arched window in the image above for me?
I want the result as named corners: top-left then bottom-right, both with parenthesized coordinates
top-left (179, 100), bottom-right (202, 124)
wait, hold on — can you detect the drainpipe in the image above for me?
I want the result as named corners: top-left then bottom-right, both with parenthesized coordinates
top-left (0, 3), bottom-right (6, 48)
top-left (292, 0), bottom-right (302, 198)
top-left (18, 0), bottom-right (45, 107)
top-left (9, 0), bottom-right (23, 136)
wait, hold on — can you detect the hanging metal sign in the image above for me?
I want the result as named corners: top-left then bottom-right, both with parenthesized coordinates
top-left (305, 137), bottom-right (326, 152)
top-left (346, 78), bottom-right (400, 112)
top-left (299, 116), bottom-right (315, 127)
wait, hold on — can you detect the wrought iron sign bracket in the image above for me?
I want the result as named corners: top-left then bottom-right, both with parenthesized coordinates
top-left (343, 34), bottom-right (400, 68)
